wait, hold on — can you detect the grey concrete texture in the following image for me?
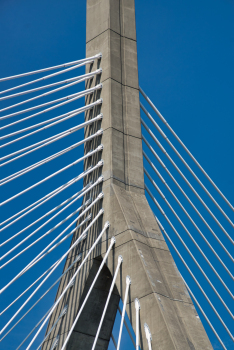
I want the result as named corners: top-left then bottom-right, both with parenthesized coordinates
top-left (86, 0), bottom-right (137, 43)
top-left (42, 0), bottom-right (213, 349)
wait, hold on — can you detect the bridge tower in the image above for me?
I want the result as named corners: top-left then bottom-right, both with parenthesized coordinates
top-left (42, 1), bottom-right (212, 349)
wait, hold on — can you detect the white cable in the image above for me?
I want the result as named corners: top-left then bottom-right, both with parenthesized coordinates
top-left (145, 183), bottom-right (234, 318)
top-left (2, 190), bottom-right (103, 269)
top-left (0, 69), bottom-right (101, 131)
top-left (16, 219), bottom-right (87, 284)
top-left (143, 152), bottom-right (234, 279)
top-left (142, 119), bottom-right (234, 245)
top-left (156, 216), bottom-right (231, 347)
top-left (144, 323), bottom-right (152, 350)
top-left (60, 237), bottom-right (116, 350)
top-left (117, 306), bottom-right (136, 348)
top-left (0, 59), bottom-right (93, 96)
top-left (146, 186), bottom-right (234, 341)
top-left (1, 99), bottom-right (102, 151)
top-left (181, 276), bottom-right (227, 350)
top-left (116, 276), bottom-right (131, 350)
top-left (24, 193), bottom-right (103, 270)
top-left (36, 305), bottom-right (68, 350)
top-left (0, 206), bottom-right (91, 269)
top-left (135, 299), bottom-right (140, 350)
top-left (1, 98), bottom-right (102, 150)
top-left (1, 145), bottom-right (102, 206)
top-left (1, 194), bottom-right (90, 261)
top-left (157, 216), bottom-right (228, 350)
top-left (0, 53), bottom-right (101, 82)
top-left (1, 176), bottom-right (96, 245)
top-left (0, 211), bottom-right (102, 334)
top-left (143, 135), bottom-right (234, 264)
top-left (1, 167), bottom-right (102, 231)
top-left (16, 306), bottom-right (54, 350)
top-left (0, 255), bottom-right (82, 342)
top-left (0, 83), bottom-right (99, 121)
top-left (0, 113), bottom-right (102, 166)
top-left (145, 165), bottom-right (234, 290)
top-left (140, 87), bottom-right (234, 212)
top-left (0, 180), bottom-right (90, 228)
top-left (0, 130), bottom-right (102, 186)
top-left (0, 69), bottom-right (101, 103)
top-left (91, 255), bottom-right (123, 350)
top-left (0, 84), bottom-right (101, 137)
top-left (1, 191), bottom-right (104, 293)
top-left (141, 104), bottom-right (234, 228)
top-left (0, 259), bottom-right (59, 315)
top-left (25, 218), bottom-right (108, 350)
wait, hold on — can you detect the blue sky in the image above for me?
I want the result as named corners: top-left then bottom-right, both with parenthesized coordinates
top-left (0, 0), bottom-right (233, 349)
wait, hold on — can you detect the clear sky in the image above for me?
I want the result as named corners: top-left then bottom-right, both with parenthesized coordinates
top-left (0, 0), bottom-right (233, 349)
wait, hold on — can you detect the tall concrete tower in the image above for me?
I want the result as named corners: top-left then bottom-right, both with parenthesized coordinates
top-left (42, 1), bottom-right (212, 349)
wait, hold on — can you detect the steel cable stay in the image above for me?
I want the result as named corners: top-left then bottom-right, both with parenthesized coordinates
top-left (135, 299), bottom-right (140, 350)
top-left (0, 58), bottom-right (96, 96)
top-left (1, 169), bottom-right (102, 232)
top-left (140, 87), bottom-right (234, 212)
top-left (1, 192), bottom-right (104, 269)
top-left (0, 180), bottom-right (89, 229)
top-left (0, 259), bottom-right (60, 315)
top-left (145, 180), bottom-right (234, 319)
top-left (0, 84), bottom-right (102, 139)
top-left (141, 104), bottom-right (234, 229)
top-left (0, 210), bottom-right (105, 336)
top-left (0, 101), bottom-right (102, 152)
top-left (16, 306), bottom-right (54, 350)
top-left (0, 130), bottom-right (103, 187)
top-left (35, 305), bottom-right (68, 350)
top-left (181, 277), bottom-right (227, 350)
top-left (117, 305), bottom-right (136, 348)
top-left (1, 192), bottom-right (104, 294)
top-left (141, 120), bottom-right (234, 245)
top-left (1, 176), bottom-right (101, 247)
top-left (0, 145), bottom-right (103, 207)
top-left (144, 161), bottom-right (234, 284)
top-left (0, 69), bottom-right (101, 103)
top-left (144, 169), bottom-right (234, 305)
top-left (0, 53), bottom-right (101, 83)
top-left (155, 216), bottom-right (228, 350)
top-left (144, 324), bottom-right (152, 350)
top-left (143, 135), bottom-right (234, 264)
top-left (1, 179), bottom-right (104, 312)
top-left (0, 100), bottom-right (102, 152)
top-left (22, 195), bottom-right (101, 270)
top-left (1, 193), bottom-right (102, 273)
top-left (116, 276), bottom-right (131, 350)
top-left (146, 186), bottom-right (234, 342)
top-left (0, 254), bottom-right (82, 343)
top-left (144, 151), bottom-right (234, 279)
top-left (0, 82), bottom-right (101, 121)
top-left (0, 113), bottom-right (103, 166)
top-left (0, 199), bottom-right (91, 267)
top-left (24, 218), bottom-right (108, 350)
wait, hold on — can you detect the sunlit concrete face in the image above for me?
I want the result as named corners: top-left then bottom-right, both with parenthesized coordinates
top-left (42, 1), bottom-right (212, 349)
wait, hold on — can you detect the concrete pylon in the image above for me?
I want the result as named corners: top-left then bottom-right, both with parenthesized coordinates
top-left (42, 1), bottom-right (213, 349)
